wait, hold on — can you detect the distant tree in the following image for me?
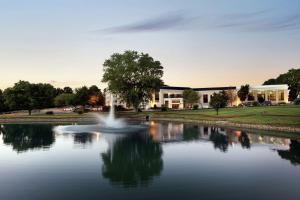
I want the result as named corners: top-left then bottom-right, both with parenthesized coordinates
top-left (209, 91), bottom-right (228, 115)
top-left (73, 86), bottom-right (90, 105)
top-left (102, 50), bottom-right (164, 111)
top-left (30, 83), bottom-right (56, 109)
top-left (0, 89), bottom-right (8, 113)
top-left (54, 93), bottom-right (75, 107)
top-left (237, 84), bottom-right (250, 103)
top-left (4, 81), bottom-right (35, 115)
top-left (264, 68), bottom-right (300, 101)
top-left (3, 81), bottom-right (56, 115)
top-left (88, 85), bottom-right (100, 96)
top-left (183, 89), bottom-right (199, 108)
top-left (55, 88), bottom-right (64, 96)
top-left (226, 89), bottom-right (237, 106)
top-left (63, 86), bottom-right (73, 94)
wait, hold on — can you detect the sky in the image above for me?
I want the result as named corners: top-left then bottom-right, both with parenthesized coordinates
top-left (0, 0), bottom-right (300, 90)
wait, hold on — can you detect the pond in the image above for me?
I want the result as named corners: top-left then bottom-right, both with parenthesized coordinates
top-left (0, 122), bottom-right (300, 200)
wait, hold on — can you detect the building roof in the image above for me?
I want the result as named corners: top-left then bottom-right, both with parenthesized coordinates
top-left (161, 85), bottom-right (236, 91)
top-left (160, 86), bottom-right (191, 90)
top-left (193, 86), bottom-right (236, 91)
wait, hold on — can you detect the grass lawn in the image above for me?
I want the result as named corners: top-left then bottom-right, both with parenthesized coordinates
top-left (0, 105), bottom-right (299, 127)
top-left (118, 105), bottom-right (300, 127)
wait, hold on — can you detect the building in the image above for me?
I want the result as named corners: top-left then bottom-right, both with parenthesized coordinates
top-left (105, 84), bottom-right (289, 109)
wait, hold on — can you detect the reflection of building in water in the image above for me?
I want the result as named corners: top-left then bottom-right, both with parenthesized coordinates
top-left (149, 121), bottom-right (291, 149)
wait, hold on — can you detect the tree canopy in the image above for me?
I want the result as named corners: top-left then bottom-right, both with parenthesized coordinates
top-left (3, 81), bottom-right (55, 115)
top-left (209, 91), bottom-right (228, 115)
top-left (264, 68), bottom-right (300, 101)
top-left (183, 89), bottom-right (199, 108)
top-left (237, 84), bottom-right (249, 102)
top-left (102, 50), bottom-right (164, 111)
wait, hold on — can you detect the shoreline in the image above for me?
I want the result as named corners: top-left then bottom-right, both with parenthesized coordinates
top-left (1, 116), bottom-right (300, 133)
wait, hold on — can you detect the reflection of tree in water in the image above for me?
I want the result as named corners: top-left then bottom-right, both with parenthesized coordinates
top-left (277, 140), bottom-right (300, 166)
top-left (101, 133), bottom-right (163, 187)
top-left (0, 124), bottom-right (55, 153)
top-left (209, 127), bottom-right (229, 152)
top-left (183, 124), bottom-right (200, 141)
top-left (239, 132), bottom-right (251, 149)
top-left (74, 133), bottom-right (94, 144)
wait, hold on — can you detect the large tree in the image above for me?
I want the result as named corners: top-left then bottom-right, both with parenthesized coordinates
top-left (3, 81), bottom-right (56, 115)
top-left (264, 68), bottom-right (300, 101)
top-left (183, 89), bottom-right (199, 108)
top-left (237, 84), bottom-right (249, 103)
top-left (209, 91), bottom-right (228, 115)
top-left (102, 50), bottom-right (164, 111)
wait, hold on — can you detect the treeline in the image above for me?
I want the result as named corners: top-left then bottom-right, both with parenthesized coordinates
top-left (0, 81), bottom-right (105, 115)
top-left (263, 68), bottom-right (300, 101)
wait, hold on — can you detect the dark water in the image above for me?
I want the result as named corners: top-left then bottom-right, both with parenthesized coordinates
top-left (0, 122), bottom-right (300, 200)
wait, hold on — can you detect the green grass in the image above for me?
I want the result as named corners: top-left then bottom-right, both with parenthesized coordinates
top-left (0, 105), bottom-right (300, 127)
top-left (119, 105), bottom-right (300, 127)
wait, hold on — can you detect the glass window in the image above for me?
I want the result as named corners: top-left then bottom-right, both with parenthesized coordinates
top-left (170, 94), bottom-right (175, 98)
top-left (269, 92), bottom-right (276, 101)
top-left (203, 94), bottom-right (208, 103)
top-left (279, 91), bottom-right (284, 101)
top-left (163, 93), bottom-right (168, 98)
top-left (175, 94), bottom-right (183, 98)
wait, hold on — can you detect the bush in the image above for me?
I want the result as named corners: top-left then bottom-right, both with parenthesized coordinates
top-left (161, 106), bottom-right (168, 112)
top-left (193, 104), bottom-right (199, 110)
top-left (116, 105), bottom-right (126, 111)
top-left (77, 110), bottom-right (84, 114)
top-left (252, 101), bottom-right (260, 107)
top-left (278, 102), bottom-right (287, 105)
top-left (45, 111), bottom-right (54, 115)
top-left (294, 98), bottom-right (300, 105)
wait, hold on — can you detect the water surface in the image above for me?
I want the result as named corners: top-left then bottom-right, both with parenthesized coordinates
top-left (0, 122), bottom-right (300, 200)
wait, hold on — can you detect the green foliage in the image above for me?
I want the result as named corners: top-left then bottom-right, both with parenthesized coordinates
top-left (88, 85), bottom-right (100, 95)
top-left (63, 86), bottom-right (73, 94)
top-left (237, 84), bottom-right (249, 102)
top-left (161, 105), bottom-right (168, 111)
top-left (0, 89), bottom-right (8, 113)
top-left (183, 89), bottom-right (199, 108)
top-left (73, 86), bottom-right (90, 106)
top-left (294, 98), bottom-right (300, 105)
top-left (3, 81), bottom-right (56, 115)
top-left (209, 91), bottom-right (228, 115)
top-left (102, 50), bottom-right (164, 111)
top-left (193, 104), bottom-right (199, 110)
top-left (54, 93), bottom-right (75, 107)
top-left (263, 68), bottom-right (300, 101)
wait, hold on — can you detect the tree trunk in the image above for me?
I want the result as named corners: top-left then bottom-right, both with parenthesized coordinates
top-left (216, 108), bottom-right (219, 115)
top-left (28, 109), bottom-right (32, 115)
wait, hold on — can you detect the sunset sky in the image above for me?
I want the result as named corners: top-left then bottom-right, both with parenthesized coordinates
top-left (0, 0), bottom-right (300, 90)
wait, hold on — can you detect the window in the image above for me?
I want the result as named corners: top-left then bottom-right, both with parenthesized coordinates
top-left (164, 101), bottom-right (169, 107)
top-left (172, 100), bottom-right (180, 104)
top-left (279, 91), bottom-right (284, 101)
top-left (203, 94), bottom-right (208, 103)
top-left (170, 94), bottom-right (175, 98)
top-left (172, 104), bottom-right (179, 109)
top-left (163, 93), bottom-right (168, 98)
top-left (155, 92), bottom-right (159, 101)
top-left (175, 94), bottom-right (183, 98)
top-left (269, 92), bottom-right (276, 101)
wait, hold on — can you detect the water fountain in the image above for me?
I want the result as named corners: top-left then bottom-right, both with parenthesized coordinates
top-left (53, 95), bottom-right (148, 135)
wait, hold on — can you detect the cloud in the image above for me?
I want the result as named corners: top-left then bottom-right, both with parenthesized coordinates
top-left (95, 11), bottom-right (192, 34)
top-left (95, 10), bottom-right (300, 34)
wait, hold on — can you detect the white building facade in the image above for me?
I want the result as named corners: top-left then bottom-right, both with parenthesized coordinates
top-left (105, 84), bottom-right (289, 109)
